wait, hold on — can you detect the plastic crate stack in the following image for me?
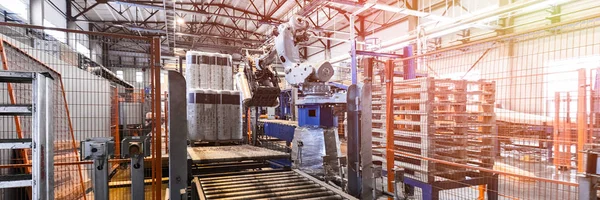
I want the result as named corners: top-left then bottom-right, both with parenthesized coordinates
top-left (374, 77), bottom-right (496, 183)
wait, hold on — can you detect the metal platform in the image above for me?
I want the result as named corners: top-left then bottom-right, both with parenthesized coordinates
top-left (187, 145), bottom-right (289, 164)
top-left (192, 169), bottom-right (357, 200)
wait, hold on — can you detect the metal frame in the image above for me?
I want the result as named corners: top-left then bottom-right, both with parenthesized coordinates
top-left (121, 136), bottom-right (151, 200)
top-left (0, 71), bottom-right (54, 200)
top-left (80, 137), bottom-right (115, 200)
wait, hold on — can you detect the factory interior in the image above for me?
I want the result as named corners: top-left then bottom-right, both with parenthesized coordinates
top-left (1, 0), bottom-right (600, 199)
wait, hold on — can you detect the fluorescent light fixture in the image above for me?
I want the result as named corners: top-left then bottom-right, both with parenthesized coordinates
top-left (330, 54), bottom-right (351, 64)
top-left (177, 18), bottom-right (185, 24)
top-left (376, 41), bottom-right (410, 53)
top-left (521, 0), bottom-right (571, 13)
top-left (372, 4), bottom-right (404, 13)
top-left (427, 24), bottom-right (471, 39)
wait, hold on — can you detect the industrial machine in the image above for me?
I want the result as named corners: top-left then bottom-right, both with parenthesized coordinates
top-left (238, 15), bottom-right (344, 179)
top-left (166, 69), bottom-right (356, 200)
top-left (80, 137), bottom-right (115, 200)
top-left (121, 136), bottom-right (151, 200)
top-left (579, 145), bottom-right (600, 199)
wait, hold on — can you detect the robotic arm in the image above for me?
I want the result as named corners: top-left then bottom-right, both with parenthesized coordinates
top-left (238, 15), bottom-right (335, 107)
top-left (274, 15), bottom-right (335, 86)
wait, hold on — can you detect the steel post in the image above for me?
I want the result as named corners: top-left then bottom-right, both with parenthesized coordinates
top-left (360, 58), bottom-right (374, 200)
top-left (93, 158), bottom-right (109, 200)
top-left (346, 84), bottom-right (360, 197)
top-left (385, 60), bottom-right (395, 198)
top-left (402, 46), bottom-right (415, 79)
top-left (350, 14), bottom-right (357, 85)
top-left (131, 155), bottom-right (145, 200)
top-left (168, 70), bottom-right (188, 200)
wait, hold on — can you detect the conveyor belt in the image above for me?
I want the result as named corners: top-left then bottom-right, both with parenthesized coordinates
top-left (187, 145), bottom-right (289, 164)
top-left (192, 169), bottom-right (357, 200)
top-left (258, 119), bottom-right (299, 127)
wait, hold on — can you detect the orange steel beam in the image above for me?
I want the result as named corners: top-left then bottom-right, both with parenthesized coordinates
top-left (577, 69), bottom-right (587, 173)
top-left (247, 108), bottom-right (252, 143)
top-left (164, 92), bottom-right (169, 153)
top-left (385, 59), bottom-right (394, 198)
top-left (0, 40), bottom-right (32, 199)
top-left (553, 92), bottom-right (560, 168)
top-left (150, 46), bottom-right (157, 198)
top-left (59, 79), bottom-right (88, 200)
top-left (590, 69), bottom-right (595, 154)
top-left (151, 37), bottom-right (163, 200)
top-left (114, 87), bottom-right (121, 157)
top-left (566, 93), bottom-right (571, 170)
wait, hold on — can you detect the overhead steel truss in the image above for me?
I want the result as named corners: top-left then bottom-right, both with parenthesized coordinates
top-left (71, 0), bottom-right (417, 54)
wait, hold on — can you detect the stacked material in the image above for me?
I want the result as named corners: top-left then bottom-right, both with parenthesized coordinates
top-left (372, 77), bottom-right (496, 183)
top-left (186, 51), bottom-right (241, 142)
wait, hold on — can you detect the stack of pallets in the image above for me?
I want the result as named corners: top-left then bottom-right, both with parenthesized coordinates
top-left (373, 77), bottom-right (496, 183)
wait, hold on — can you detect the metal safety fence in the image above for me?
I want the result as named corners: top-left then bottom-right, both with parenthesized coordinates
top-left (370, 12), bottom-right (600, 200)
top-left (0, 22), bottom-right (164, 200)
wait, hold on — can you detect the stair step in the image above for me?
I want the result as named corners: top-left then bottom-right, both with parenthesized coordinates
top-left (0, 174), bottom-right (32, 189)
top-left (0, 104), bottom-right (33, 116)
top-left (0, 71), bottom-right (35, 83)
top-left (0, 138), bottom-right (32, 149)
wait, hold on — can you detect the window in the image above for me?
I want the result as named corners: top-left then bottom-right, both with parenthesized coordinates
top-left (0, 0), bottom-right (28, 20)
top-left (136, 72), bottom-right (143, 83)
top-left (116, 71), bottom-right (124, 79)
top-left (546, 56), bottom-right (600, 120)
top-left (43, 20), bottom-right (66, 43)
top-left (76, 42), bottom-right (90, 58)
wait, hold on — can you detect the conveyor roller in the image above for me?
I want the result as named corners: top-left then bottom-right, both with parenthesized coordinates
top-left (192, 169), bottom-right (356, 200)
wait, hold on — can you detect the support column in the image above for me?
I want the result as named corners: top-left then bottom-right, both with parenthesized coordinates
top-left (325, 34), bottom-right (332, 60)
top-left (151, 37), bottom-right (163, 200)
top-left (29, 0), bottom-right (43, 26)
top-left (178, 56), bottom-right (183, 73)
top-left (577, 69), bottom-right (588, 173)
top-left (66, 0), bottom-right (78, 47)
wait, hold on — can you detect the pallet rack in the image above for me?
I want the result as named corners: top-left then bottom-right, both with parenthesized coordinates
top-left (373, 77), bottom-right (497, 183)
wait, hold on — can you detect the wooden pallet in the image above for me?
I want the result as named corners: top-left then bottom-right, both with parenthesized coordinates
top-left (371, 77), bottom-right (497, 183)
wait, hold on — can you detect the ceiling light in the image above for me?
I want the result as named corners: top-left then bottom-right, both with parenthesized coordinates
top-left (177, 18), bottom-right (185, 24)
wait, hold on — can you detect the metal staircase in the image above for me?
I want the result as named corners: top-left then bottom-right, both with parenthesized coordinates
top-left (0, 71), bottom-right (54, 199)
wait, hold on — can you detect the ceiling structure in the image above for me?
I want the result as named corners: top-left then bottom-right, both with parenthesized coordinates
top-left (70, 0), bottom-right (454, 56)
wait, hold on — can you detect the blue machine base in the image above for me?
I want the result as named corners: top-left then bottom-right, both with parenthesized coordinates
top-left (297, 104), bottom-right (336, 127)
top-left (263, 122), bottom-right (296, 143)
top-left (401, 174), bottom-right (499, 200)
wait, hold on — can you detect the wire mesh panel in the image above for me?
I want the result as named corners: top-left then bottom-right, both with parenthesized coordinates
top-left (0, 23), bottom-right (162, 200)
top-left (377, 14), bottom-right (600, 200)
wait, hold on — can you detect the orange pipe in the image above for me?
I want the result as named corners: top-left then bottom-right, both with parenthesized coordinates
top-left (164, 91), bottom-right (169, 153)
top-left (149, 41), bottom-right (156, 198)
top-left (577, 69), bottom-right (587, 173)
top-left (114, 87), bottom-right (121, 157)
top-left (384, 59), bottom-right (395, 198)
top-left (151, 37), bottom-right (163, 200)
